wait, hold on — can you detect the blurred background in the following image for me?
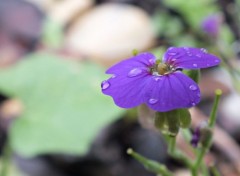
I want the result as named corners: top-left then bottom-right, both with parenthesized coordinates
top-left (0, 0), bottom-right (240, 176)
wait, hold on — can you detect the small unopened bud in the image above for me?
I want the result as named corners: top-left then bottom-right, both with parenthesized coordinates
top-left (132, 49), bottom-right (139, 56)
top-left (154, 109), bottom-right (191, 137)
top-left (184, 69), bottom-right (200, 84)
top-left (191, 121), bottom-right (213, 148)
top-left (178, 109), bottom-right (191, 128)
top-left (200, 127), bottom-right (213, 148)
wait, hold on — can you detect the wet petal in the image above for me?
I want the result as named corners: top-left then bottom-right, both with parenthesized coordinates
top-left (144, 72), bottom-right (200, 112)
top-left (106, 52), bottom-right (156, 74)
top-left (163, 47), bottom-right (220, 69)
top-left (102, 69), bottom-right (151, 108)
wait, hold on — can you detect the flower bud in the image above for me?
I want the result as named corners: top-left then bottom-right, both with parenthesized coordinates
top-left (154, 109), bottom-right (191, 137)
top-left (178, 109), bottom-right (191, 128)
top-left (200, 127), bottom-right (213, 148)
top-left (184, 69), bottom-right (200, 84)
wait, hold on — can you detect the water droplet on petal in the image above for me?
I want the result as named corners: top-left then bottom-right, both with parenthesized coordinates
top-left (171, 58), bottom-right (176, 61)
top-left (201, 48), bottom-right (208, 53)
top-left (196, 54), bottom-right (201, 58)
top-left (111, 74), bottom-right (116, 78)
top-left (101, 80), bottom-right (110, 90)
top-left (188, 53), bottom-right (193, 56)
top-left (149, 59), bottom-right (155, 65)
top-left (215, 59), bottom-right (220, 63)
top-left (154, 77), bottom-right (163, 81)
top-left (128, 68), bottom-right (142, 77)
top-left (193, 64), bottom-right (198, 67)
top-left (149, 98), bottom-right (158, 104)
top-left (183, 47), bottom-right (189, 51)
top-left (169, 52), bottom-right (177, 56)
top-left (191, 102), bottom-right (196, 106)
top-left (189, 84), bottom-right (197, 91)
top-left (168, 47), bottom-right (174, 50)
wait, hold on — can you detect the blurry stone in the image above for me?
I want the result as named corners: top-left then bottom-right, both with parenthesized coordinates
top-left (49, 0), bottom-right (93, 26)
top-left (199, 70), bottom-right (231, 99)
top-left (24, 0), bottom-right (55, 11)
top-left (0, 0), bottom-right (44, 66)
top-left (66, 3), bottom-right (156, 66)
top-left (96, 0), bottom-right (161, 14)
top-left (0, 99), bottom-right (23, 120)
top-left (220, 92), bottom-right (240, 135)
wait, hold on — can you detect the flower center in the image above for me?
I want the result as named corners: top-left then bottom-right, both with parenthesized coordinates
top-left (157, 63), bottom-right (171, 75)
top-left (150, 62), bottom-right (177, 76)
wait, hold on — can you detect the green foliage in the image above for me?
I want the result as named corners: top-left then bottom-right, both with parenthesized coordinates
top-left (42, 18), bottom-right (64, 48)
top-left (0, 53), bottom-right (123, 157)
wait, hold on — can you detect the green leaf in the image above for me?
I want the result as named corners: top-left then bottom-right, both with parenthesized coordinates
top-left (42, 18), bottom-right (64, 48)
top-left (0, 53), bottom-right (123, 157)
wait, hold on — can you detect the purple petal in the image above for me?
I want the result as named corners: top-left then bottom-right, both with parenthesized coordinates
top-left (163, 47), bottom-right (221, 69)
top-left (106, 52), bottom-right (156, 74)
top-left (143, 71), bottom-right (200, 112)
top-left (102, 67), bottom-right (151, 109)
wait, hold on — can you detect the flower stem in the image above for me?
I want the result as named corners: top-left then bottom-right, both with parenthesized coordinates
top-left (210, 165), bottom-right (221, 176)
top-left (127, 148), bottom-right (173, 176)
top-left (0, 141), bottom-right (12, 176)
top-left (208, 89), bottom-right (222, 128)
top-left (165, 135), bottom-right (193, 169)
top-left (167, 136), bottom-right (176, 155)
top-left (192, 89), bottom-right (222, 176)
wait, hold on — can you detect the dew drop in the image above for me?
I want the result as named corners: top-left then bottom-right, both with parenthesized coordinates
top-left (196, 54), bottom-right (201, 58)
top-left (149, 59), bottom-right (155, 65)
top-left (193, 63), bottom-right (198, 67)
top-left (201, 48), bottom-right (208, 53)
top-left (149, 98), bottom-right (158, 104)
top-left (189, 84), bottom-right (197, 91)
top-left (101, 80), bottom-right (110, 90)
top-left (128, 68), bottom-right (142, 77)
top-left (183, 47), bottom-right (189, 51)
top-left (171, 58), bottom-right (176, 61)
top-left (215, 59), bottom-right (220, 63)
top-left (168, 47), bottom-right (174, 50)
top-left (111, 74), bottom-right (116, 78)
top-left (191, 102), bottom-right (196, 106)
top-left (169, 52), bottom-right (177, 56)
top-left (188, 53), bottom-right (193, 56)
top-left (154, 77), bottom-right (163, 81)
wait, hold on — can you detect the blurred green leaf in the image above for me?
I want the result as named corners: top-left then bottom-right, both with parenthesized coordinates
top-left (42, 18), bottom-right (64, 48)
top-left (0, 53), bottom-right (123, 157)
top-left (163, 0), bottom-right (218, 29)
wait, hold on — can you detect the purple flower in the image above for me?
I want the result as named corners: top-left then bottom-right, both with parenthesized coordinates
top-left (101, 47), bottom-right (220, 112)
top-left (202, 15), bottom-right (222, 38)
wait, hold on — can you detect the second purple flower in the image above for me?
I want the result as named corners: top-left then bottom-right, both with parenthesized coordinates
top-left (101, 47), bottom-right (221, 112)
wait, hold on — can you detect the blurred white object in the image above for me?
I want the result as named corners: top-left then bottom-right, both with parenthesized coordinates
top-left (66, 3), bottom-right (156, 66)
top-left (49, 0), bottom-right (93, 26)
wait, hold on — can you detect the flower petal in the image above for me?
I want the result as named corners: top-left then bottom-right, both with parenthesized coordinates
top-left (163, 47), bottom-right (220, 69)
top-left (102, 68), bottom-right (151, 108)
top-left (144, 71), bottom-right (200, 112)
top-left (106, 52), bottom-right (156, 74)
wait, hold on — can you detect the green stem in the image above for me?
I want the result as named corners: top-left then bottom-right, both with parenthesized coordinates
top-left (167, 136), bottom-right (176, 155)
top-left (208, 89), bottom-right (222, 128)
top-left (165, 135), bottom-right (193, 169)
top-left (210, 166), bottom-right (221, 176)
top-left (127, 148), bottom-right (173, 176)
top-left (192, 90), bottom-right (222, 176)
top-left (0, 141), bottom-right (12, 176)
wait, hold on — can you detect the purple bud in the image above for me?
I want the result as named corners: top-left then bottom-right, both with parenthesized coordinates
top-left (191, 126), bottom-right (201, 147)
top-left (201, 15), bottom-right (222, 38)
